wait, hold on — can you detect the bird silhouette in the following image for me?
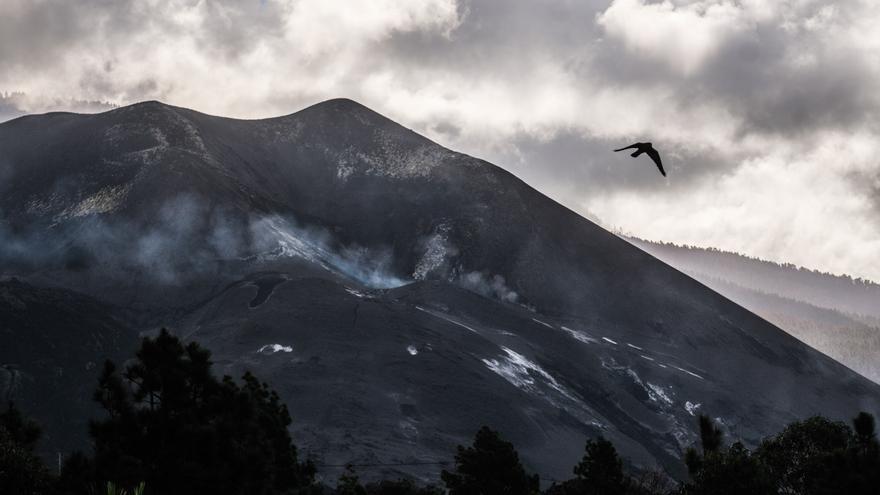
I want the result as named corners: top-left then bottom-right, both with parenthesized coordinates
top-left (614, 142), bottom-right (666, 177)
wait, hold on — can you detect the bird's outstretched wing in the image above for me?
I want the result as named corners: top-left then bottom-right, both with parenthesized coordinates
top-left (645, 148), bottom-right (666, 177)
top-left (613, 144), bottom-right (639, 152)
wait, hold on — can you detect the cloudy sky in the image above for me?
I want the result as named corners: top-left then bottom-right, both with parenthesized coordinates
top-left (2, 0), bottom-right (879, 281)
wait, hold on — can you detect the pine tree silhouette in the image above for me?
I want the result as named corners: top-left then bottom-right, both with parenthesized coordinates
top-left (441, 426), bottom-right (539, 495)
top-left (80, 329), bottom-right (315, 495)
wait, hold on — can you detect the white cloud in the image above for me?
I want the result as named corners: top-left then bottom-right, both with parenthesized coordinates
top-left (588, 131), bottom-right (880, 280)
top-left (596, 0), bottom-right (755, 75)
top-left (0, 0), bottom-right (463, 116)
top-left (281, 0), bottom-right (461, 57)
top-left (2, 0), bottom-right (880, 281)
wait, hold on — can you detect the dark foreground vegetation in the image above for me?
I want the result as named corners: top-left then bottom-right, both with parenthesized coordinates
top-left (2, 330), bottom-right (878, 495)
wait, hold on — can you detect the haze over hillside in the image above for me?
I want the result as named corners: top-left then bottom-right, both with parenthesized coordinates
top-left (627, 238), bottom-right (880, 384)
top-left (1, 99), bottom-right (878, 483)
top-left (0, 91), bottom-right (117, 124)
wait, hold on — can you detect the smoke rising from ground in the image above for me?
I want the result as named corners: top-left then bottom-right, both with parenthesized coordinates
top-left (1, 194), bottom-right (523, 302)
top-left (0, 196), bottom-right (408, 289)
top-left (457, 271), bottom-right (519, 304)
top-left (251, 215), bottom-right (407, 289)
top-left (412, 225), bottom-right (520, 304)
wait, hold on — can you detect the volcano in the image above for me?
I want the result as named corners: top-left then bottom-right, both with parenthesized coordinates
top-left (1, 99), bottom-right (878, 483)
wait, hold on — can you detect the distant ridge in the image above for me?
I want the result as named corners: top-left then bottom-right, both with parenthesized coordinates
top-left (626, 236), bottom-right (880, 383)
top-left (625, 236), bottom-right (880, 321)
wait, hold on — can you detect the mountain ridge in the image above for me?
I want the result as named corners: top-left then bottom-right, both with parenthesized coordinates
top-left (625, 237), bottom-right (880, 320)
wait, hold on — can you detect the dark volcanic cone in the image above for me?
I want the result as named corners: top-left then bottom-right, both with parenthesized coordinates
top-left (1, 99), bottom-right (878, 482)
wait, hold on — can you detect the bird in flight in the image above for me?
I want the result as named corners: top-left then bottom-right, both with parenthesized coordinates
top-left (614, 142), bottom-right (666, 177)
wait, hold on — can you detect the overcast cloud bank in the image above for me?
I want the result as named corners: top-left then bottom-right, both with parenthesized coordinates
top-left (2, 0), bottom-right (879, 280)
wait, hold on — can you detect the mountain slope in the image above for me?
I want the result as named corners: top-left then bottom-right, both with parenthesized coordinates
top-left (0, 278), bottom-right (137, 459)
top-left (1, 99), bottom-right (878, 482)
top-left (626, 238), bottom-right (880, 384)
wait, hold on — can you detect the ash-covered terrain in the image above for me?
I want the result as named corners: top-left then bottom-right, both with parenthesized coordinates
top-left (1, 99), bottom-right (878, 483)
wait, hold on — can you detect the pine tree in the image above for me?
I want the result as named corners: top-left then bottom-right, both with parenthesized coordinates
top-left (80, 328), bottom-right (315, 495)
top-left (0, 402), bottom-right (50, 495)
top-left (682, 415), bottom-right (773, 495)
top-left (573, 437), bottom-right (627, 494)
top-left (754, 415), bottom-right (851, 494)
top-left (441, 426), bottom-right (539, 495)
